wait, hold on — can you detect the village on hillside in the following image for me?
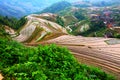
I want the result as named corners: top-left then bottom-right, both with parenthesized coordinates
top-left (87, 6), bottom-right (120, 37)
top-left (89, 7), bottom-right (120, 28)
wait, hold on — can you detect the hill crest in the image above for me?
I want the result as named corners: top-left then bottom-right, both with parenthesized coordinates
top-left (14, 13), bottom-right (67, 43)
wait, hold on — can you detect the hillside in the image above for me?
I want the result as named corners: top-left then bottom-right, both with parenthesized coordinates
top-left (0, 15), bottom-right (27, 30)
top-left (0, 25), bottom-right (11, 39)
top-left (0, 0), bottom-right (65, 18)
top-left (55, 4), bottom-right (120, 37)
top-left (57, 7), bottom-right (90, 35)
top-left (14, 13), bottom-right (67, 43)
top-left (0, 0), bottom-right (44, 18)
top-left (1, 0), bottom-right (120, 18)
top-left (0, 37), bottom-right (116, 80)
top-left (1, 1), bottom-right (120, 80)
top-left (40, 1), bottom-right (71, 14)
top-left (38, 35), bottom-right (120, 79)
top-left (0, 15), bottom-right (116, 80)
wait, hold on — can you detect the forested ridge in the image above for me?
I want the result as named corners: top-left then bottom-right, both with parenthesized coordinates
top-left (0, 15), bottom-right (27, 30)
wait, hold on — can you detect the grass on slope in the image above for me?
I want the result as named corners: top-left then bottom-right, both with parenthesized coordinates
top-left (63, 15), bottom-right (78, 26)
top-left (0, 38), bottom-right (116, 80)
top-left (40, 1), bottom-right (71, 14)
top-left (0, 15), bottom-right (27, 30)
top-left (39, 33), bottom-right (67, 42)
top-left (80, 27), bottom-right (120, 38)
top-left (57, 7), bottom-right (73, 16)
top-left (0, 25), bottom-right (11, 39)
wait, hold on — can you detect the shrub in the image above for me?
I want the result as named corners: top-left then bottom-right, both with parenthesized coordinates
top-left (0, 39), bottom-right (116, 80)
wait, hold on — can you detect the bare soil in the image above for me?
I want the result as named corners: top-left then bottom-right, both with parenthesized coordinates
top-left (38, 35), bottom-right (120, 80)
top-left (0, 74), bottom-right (3, 80)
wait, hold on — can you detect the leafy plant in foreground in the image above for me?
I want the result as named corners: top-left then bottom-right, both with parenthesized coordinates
top-left (0, 39), bottom-right (116, 80)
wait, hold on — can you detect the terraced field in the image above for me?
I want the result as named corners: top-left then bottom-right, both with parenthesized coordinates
top-left (38, 35), bottom-right (120, 80)
top-left (14, 14), bottom-right (67, 43)
top-left (5, 13), bottom-right (120, 80)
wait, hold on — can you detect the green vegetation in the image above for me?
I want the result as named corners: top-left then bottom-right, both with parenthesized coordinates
top-left (92, 1), bottom-right (114, 7)
top-left (24, 26), bottom-right (44, 43)
top-left (71, 20), bottom-right (90, 35)
top-left (58, 7), bottom-right (87, 21)
top-left (56, 7), bottom-right (89, 34)
top-left (0, 24), bottom-right (11, 39)
top-left (79, 20), bottom-right (106, 36)
top-left (57, 7), bottom-right (73, 16)
top-left (112, 12), bottom-right (120, 26)
top-left (40, 1), bottom-right (71, 14)
top-left (0, 5), bottom-right (118, 80)
top-left (56, 16), bottom-right (64, 26)
top-left (61, 8), bottom-right (87, 20)
top-left (55, 5), bottom-right (120, 37)
top-left (0, 15), bottom-right (27, 30)
top-left (74, 4), bottom-right (90, 8)
top-left (73, 9), bottom-right (88, 21)
top-left (79, 20), bottom-right (120, 38)
top-left (0, 37), bottom-right (116, 80)
top-left (63, 15), bottom-right (78, 26)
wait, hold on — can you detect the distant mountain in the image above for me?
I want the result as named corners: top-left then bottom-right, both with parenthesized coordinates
top-left (72, 0), bottom-right (120, 7)
top-left (40, 1), bottom-right (71, 14)
top-left (0, 0), bottom-right (46, 18)
top-left (72, 1), bottom-right (92, 7)
top-left (0, 0), bottom-right (120, 18)
top-left (90, 0), bottom-right (120, 6)
top-left (0, 0), bottom-right (65, 18)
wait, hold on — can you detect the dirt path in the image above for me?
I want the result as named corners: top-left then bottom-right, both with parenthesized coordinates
top-left (38, 35), bottom-right (120, 80)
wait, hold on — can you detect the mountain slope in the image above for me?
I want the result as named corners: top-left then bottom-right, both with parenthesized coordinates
top-left (40, 1), bottom-right (71, 14)
top-left (0, 0), bottom-right (44, 18)
top-left (39, 35), bottom-right (120, 79)
top-left (0, 0), bottom-right (64, 18)
top-left (1, 0), bottom-right (120, 18)
top-left (14, 13), bottom-right (67, 43)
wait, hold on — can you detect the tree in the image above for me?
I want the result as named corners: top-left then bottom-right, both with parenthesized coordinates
top-left (0, 24), bottom-right (11, 39)
top-left (74, 10), bottom-right (86, 21)
top-left (0, 15), bottom-right (27, 30)
top-left (56, 16), bottom-right (64, 27)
